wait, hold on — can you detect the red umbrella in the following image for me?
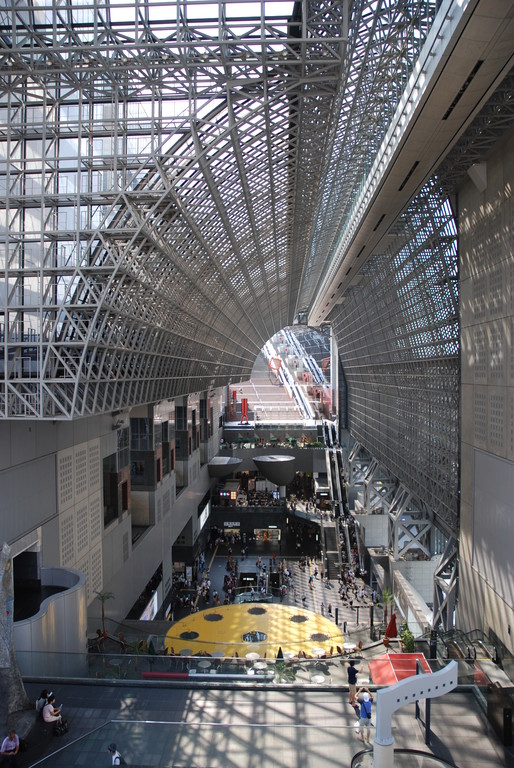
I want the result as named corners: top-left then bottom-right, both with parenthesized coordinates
top-left (384, 612), bottom-right (398, 639)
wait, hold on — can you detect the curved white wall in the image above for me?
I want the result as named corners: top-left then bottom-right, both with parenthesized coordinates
top-left (14, 567), bottom-right (87, 655)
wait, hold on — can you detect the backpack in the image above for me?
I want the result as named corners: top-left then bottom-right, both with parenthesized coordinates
top-left (113, 753), bottom-right (127, 765)
top-left (53, 719), bottom-right (69, 737)
top-left (360, 700), bottom-right (372, 719)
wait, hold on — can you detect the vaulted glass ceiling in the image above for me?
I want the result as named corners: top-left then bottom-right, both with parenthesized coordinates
top-left (0, 0), bottom-right (352, 417)
top-left (0, 1), bottom-right (511, 419)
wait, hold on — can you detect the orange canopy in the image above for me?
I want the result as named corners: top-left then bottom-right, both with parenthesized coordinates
top-left (369, 653), bottom-right (431, 686)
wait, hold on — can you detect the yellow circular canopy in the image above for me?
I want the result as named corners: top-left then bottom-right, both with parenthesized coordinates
top-left (165, 603), bottom-right (344, 658)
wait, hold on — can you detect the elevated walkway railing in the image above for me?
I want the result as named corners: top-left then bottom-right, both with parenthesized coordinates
top-left (18, 650), bottom-right (494, 690)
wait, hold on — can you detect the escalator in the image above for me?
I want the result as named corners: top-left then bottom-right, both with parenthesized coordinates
top-left (324, 526), bottom-right (339, 580)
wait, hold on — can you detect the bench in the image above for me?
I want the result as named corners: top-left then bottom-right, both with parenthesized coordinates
top-left (18, 717), bottom-right (55, 767)
top-left (141, 671), bottom-right (189, 681)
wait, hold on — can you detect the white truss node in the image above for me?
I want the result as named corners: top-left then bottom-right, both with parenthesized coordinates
top-left (347, 441), bottom-right (372, 488)
top-left (388, 485), bottom-right (433, 562)
top-left (432, 536), bottom-right (458, 632)
top-left (363, 459), bottom-right (398, 515)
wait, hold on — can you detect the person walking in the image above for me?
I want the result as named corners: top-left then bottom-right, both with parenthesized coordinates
top-left (356, 688), bottom-right (373, 743)
top-left (107, 743), bottom-right (127, 765)
top-left (347, 660), bottom-right (360, 705)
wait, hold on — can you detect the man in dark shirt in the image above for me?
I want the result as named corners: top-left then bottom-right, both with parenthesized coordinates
top-left (347, 659), bottom-right (360, 705)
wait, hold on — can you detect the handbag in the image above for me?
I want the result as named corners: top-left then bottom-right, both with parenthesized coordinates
top-left (53, 719), bottom-right (69, 736)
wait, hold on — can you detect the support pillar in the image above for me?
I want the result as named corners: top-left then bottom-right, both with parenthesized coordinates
top-left (372, 740), bottom-right (394, 768)
top-left (371, 661), bottom-right (458, 767)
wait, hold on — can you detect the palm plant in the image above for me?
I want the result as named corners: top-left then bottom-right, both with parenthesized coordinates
top-left (381, 588), bottom-right (394, 626)
top-left (95, 590), bottom-right (115, 634)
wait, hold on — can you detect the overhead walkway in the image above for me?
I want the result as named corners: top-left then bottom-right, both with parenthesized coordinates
top-left (308, 0), bottom-right (514, 324)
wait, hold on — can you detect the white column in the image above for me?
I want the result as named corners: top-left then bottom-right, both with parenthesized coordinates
top-left (373, 741), bottom-right (394, 768)
top-left (372, 661), bottom-right (458, 766)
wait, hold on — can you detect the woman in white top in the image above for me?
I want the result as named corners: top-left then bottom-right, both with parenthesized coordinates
top-left (42, 695), bottom-right (62, 724)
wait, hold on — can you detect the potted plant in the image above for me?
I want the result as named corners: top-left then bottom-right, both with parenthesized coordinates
top-left (400, 623), bottom-right (416, 653)
top-left (274, 660), bottom-right (296, 684)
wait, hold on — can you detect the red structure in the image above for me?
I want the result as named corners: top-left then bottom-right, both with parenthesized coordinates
top-left (240, 397), bottom-right (249, 424)
top-left (369, 653), bottom-right (431, 686)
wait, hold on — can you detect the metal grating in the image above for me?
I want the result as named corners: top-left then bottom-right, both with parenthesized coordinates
top-left (0, 0), bottom-right (347, 418)
top-left (329, 179), bottom-right (460, 536)
top-left (297, 0), bottom-right (438, 314)
top-left (0, 0), bottom-right (511, 552)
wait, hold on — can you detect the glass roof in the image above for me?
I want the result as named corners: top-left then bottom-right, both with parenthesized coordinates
top-left (0, 1), bottom-right (510, 420)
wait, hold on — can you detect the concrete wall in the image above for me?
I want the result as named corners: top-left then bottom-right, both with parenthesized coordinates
top-left (459, 130), bottom-right (514, 652)
top-left (393, 569), bottom-right (431, 637)
top-left (14, 566), bottom-right (87, 654)
top-left (391, 558), bottom-right (438, 605)
top-left (355, 513), bottom-right (388, 547)
top-left (0, 417), bottom-right (109, 604)
top-left (94, 438), bottom-right (218, 623)
top-left (2, 392), bottom-right (224, 632)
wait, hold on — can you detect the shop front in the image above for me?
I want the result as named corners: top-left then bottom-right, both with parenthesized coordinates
top-left (209, 506), bottom-right (286, 547)
top-left (254, 526), bottom-right (281, 543)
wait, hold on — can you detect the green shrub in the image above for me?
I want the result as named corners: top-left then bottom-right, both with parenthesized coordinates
top-left (400, 623), bottom-right (416, 653)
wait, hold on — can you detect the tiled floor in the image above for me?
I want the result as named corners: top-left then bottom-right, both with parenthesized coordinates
top-left (19, 683), bottom-right (512, 767)
top-left (15, 513), bottom-right (513, 767)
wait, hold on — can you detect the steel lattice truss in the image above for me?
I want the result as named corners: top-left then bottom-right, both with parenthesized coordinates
top-left (326, 66), bottom-right (514, 538)
top-left (0, 0), bottom-right (348, 418)
top-left (297, 0), bottom-right (437, 313)
top-left (0, 0), bottom-right (508, 531)
top-left (437, 68), bottom-right (514, 195)
top-left (330, 177), bottom-right (460, 536)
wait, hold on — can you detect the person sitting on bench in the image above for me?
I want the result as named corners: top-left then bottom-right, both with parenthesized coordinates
top-left (0, 729), bottom-right (19, 765)
top-left (42, 694), bottom-right (62, 724)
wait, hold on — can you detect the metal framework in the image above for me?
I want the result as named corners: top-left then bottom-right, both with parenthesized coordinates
top-left (331, 177), bottom-right (460, 537)
top-left (0, 0), bottom-right (348, 418)
top-left (1, 3), bottom-right (514, 562)
top-left (432, 536), bottom-right (458, 632)
top-left (347, 440), bottom-right (371, 489)
top-left (326, 37), bottom-right (514, 543)
top-left (363, 460), bottom-right (397, 515)
top-left (387, 484), bottom-right (432, 561)
top-left (297, 0), bottom-right (438, 314)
